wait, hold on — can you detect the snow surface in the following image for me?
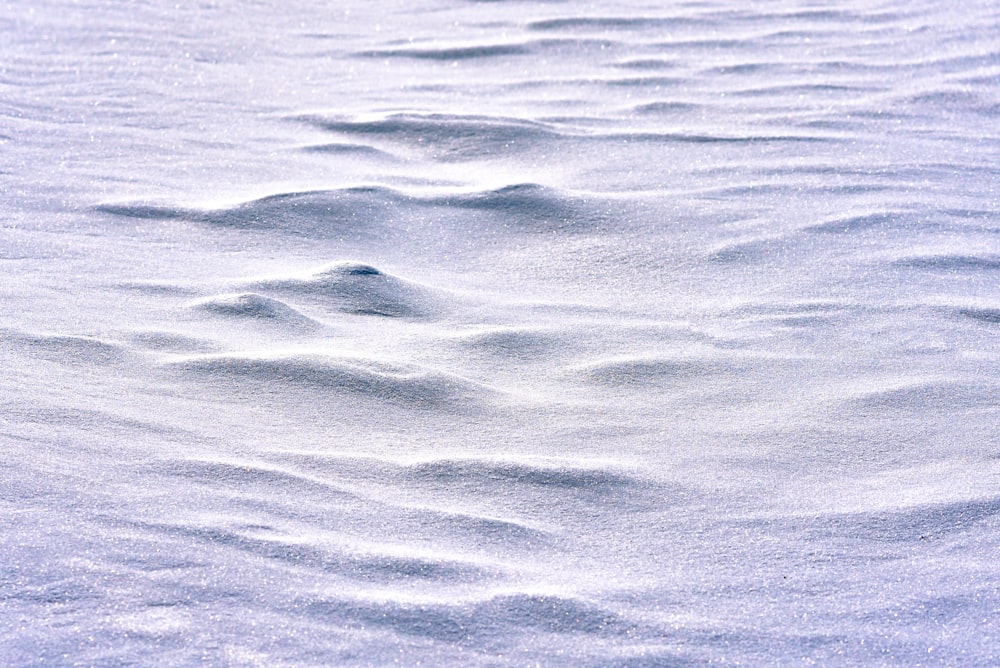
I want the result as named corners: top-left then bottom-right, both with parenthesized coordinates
top-left (2, 0), bottom-right (1000, 665)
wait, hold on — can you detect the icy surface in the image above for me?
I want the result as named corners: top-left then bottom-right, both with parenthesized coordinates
top-left (2, 0), bottom-right (1000, 665)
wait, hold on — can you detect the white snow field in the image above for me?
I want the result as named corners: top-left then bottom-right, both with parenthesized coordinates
top-left (2, 0), bottom-right (999, 665)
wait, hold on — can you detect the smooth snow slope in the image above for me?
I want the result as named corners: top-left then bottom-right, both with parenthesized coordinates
top-left (2, 0), bottom-right (1000, 665)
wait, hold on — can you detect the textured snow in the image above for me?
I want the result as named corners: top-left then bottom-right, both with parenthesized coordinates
top-left (2, 0), bottom-right (1000, 665)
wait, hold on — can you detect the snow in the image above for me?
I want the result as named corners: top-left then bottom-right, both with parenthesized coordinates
top-left (2, 0), bottom-right (999, 665)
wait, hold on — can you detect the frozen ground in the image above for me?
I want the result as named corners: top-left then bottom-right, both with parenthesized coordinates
top-left (2, 0), bottom-right (999, 665)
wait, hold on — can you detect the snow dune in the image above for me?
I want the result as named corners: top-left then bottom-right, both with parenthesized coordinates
top-left (3, 0), bottom-right (1000, 665)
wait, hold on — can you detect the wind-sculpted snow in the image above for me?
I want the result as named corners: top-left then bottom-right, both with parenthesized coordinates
top-left (165, 352), bottom-right (492, 411)
top-left (244, 261), bottom-right (444, 317)
top-left (99, 188), bottom-right (409, 240)
top-left (2, 329), bottom-right (130, 366)
top-left (398, 457), bottom-right (656, 511)
top-left (359, 43), bottom-right (533, 61)
top-left (815, 496), bottom-right (1000, 544)
top-left (570, 354), bottom-right (741, 387)
top-left (958, 307), bottom-right (1000, 325)
top-left (803, 211), bottom-right (908, 234)
top-left (302, 593), bottom-right (636, 648)
top-left (846, 379), bottom-right (1000, 412)
top-left (190, 293), bottom-right (322, 331)
top-left (124, 330), bottom-right (217, 353)
top-left (450, 327), bottom-right (561, 360)
top-left (5, 0), bottom-right (1000, 665)
top-left (99, 182), bottom-right (615, 242)
top-left (301, 112), bottom-right (567, 162)
top-left (428, 183), bottom-right (608, 234)
top-left (893, 253), bottom-right (1000, 272)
